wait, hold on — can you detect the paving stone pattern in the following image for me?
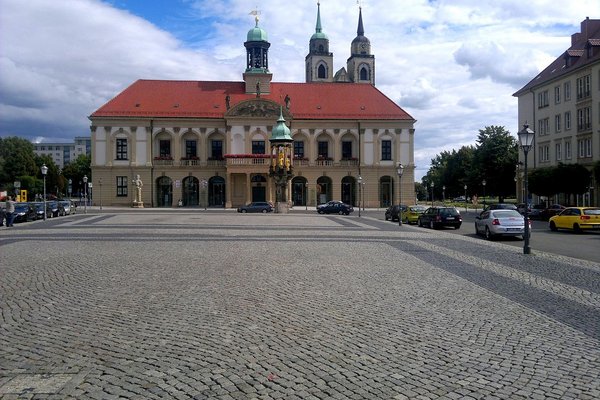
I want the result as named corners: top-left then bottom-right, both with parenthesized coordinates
top-left (1, 212), bottom-right (599, 399)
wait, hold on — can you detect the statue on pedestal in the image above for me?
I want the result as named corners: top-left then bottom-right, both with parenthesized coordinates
top-left (132, 175), bottom-right (144, 208)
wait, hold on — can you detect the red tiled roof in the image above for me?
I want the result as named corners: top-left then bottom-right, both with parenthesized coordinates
top-left (90, 80), bottom-right (414, 121)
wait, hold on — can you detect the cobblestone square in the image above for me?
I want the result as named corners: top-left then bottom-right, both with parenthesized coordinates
top-left (1, 211), bottom-right (599, 399)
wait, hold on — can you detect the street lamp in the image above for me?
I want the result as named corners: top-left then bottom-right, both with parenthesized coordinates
top-left (442, 185), bottom-right (446, 203)
top-left (83, 175), bottom-right (88, 214)
top-left (518, 123), bottom-right (535, 255)
top-left (482, 179), bottom-right (487, 207)
top-left (305, 182), bottom-right (308, 211)
top-left (41, 164), bottom-right (48, 221)
top-left (464, 184), bottom-right (468, 213)
top-left (397, 163), bottom-right (404, 226)
top-left (430, 182), bottom-right (434, 206)
top-left (68, 179), bottom-right (72, 198)
top-left (358, 175), bottom-right (362, 217)
top-left (99, 178), bottom-right (103, 210)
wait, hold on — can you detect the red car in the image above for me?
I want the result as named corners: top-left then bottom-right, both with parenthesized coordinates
top-left (540, 204), bottom-right (566, 221)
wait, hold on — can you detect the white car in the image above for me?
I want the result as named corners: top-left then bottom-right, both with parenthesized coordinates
top-left (475, 209), bottom-right (530, 240)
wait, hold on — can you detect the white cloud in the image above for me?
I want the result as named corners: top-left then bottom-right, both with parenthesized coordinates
top-left (1, 0), bottom-right (599, 181)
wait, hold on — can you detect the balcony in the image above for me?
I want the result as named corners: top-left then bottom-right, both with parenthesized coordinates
top-left (315, 157), bottom-right (333, 167)
top-left (293, 158), bottom-right (309, 167)
top-left (339, 158), bottom-right (359, 167)
top-left (180, 158), bottom-right (200, 166)
top-left (224, 154), bottom-right (272, 167)
top-left (154, 156), bottom-right (174, 166)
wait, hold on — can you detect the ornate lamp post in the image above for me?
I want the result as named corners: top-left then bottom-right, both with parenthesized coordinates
top-left (41, 164), bottom-right (48, 221)
top-left (305, 182), bottom-right (308, 211)
top-left (442, 185), bottom-right (446, 203)
top-left (518, 123), bottom-right (535, 255)
top-left (268, 107), bottom-right (294, 213)
top-left (358, 175), bottom-right (362, 217)
top-left (83, 175), bottom-right (88, 214)
top-left (397, 163), bottom-right (404, 226)
top-left (482, 179), bottom-right (487, 208)
top-left (99, 178), bottom-right (103, 210)
top-left (464, 184), bottom-right (468, 213)
top-left (68, 179), bottom-right (72, 198)
top-left (430, 182), bottom-right (434, 206)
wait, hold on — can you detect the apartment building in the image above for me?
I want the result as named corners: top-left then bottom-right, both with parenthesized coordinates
top-left (514, 17), bottom-right (599, 206)
top-left (33, 136), bottom-right (91, 169)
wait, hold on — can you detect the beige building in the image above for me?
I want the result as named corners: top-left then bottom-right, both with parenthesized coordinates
top-left (33, 136), bottom-right (91, 169)
top-left (89, 6), bottom-right (416, 209)
top-left (514, 17), bottom-right (600, 206)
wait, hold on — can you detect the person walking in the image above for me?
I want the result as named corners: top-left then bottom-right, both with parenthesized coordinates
top-left (5, 195), bottom-right (16, 227)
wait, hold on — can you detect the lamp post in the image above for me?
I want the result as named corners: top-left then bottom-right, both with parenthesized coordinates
top-left (397, 163), bottom-right (404, 226)
top-left (464, 184), bottom-right (468, 213)
top-left (68, 179), bottom-right (72, 198)
top-left (41, 164), bottom-right (48, 221)
top-left (358, 175), bottom-right (362, 217)
top-left (482, 179), bottom-right (487, 208)
top-left (99, 178), bottom-right (103, 210)
top-left (305, 182), bottom-right (308, 210)
top-left (83, 175), bottom-right (88, 214)
top-left (442, 185), bottom-right (446, 203)
top-left (518, 123), bottom-right (535, 255)
top-left (430, 182), bottom-right (434, 206)
top-left (14, 180), bottom-right (21, 201)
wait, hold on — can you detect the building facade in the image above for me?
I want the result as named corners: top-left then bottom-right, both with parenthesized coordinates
top-left (90, 6), bottom-right (416, 209)
top-left (514, 18), bottom-right (599, 206)
top-left (33, 136), bottom-right (91, 169)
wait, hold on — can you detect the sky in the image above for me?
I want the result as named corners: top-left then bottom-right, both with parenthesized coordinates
top-left (1, 0), bottom-right (599, 181)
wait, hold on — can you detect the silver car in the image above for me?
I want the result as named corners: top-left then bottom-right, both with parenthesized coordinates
top-left (475, 209), bottom-right (530, 240)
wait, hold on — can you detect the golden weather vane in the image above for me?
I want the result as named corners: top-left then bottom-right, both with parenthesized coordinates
top-left (249, 7), bottom-right (261, 25)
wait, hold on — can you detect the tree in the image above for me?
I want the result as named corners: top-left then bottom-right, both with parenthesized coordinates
top-left (62, 154), bottom-right (91, 196)
top-left (529, 167), bottom-right (557, 198)
top-left (593, 161), bottom-right (600, 184)
top-left (473, 126), bottom-right (518, 201)
top-left (0, 137), bottom-right (37, 186)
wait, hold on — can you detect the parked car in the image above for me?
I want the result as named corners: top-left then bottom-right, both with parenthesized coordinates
top-left (385, 205), bottom-right (407, 222)
top-left (516, 203), bottom-right (531, 215)
top-left (453, 196), bottom-right (466, 202)
top-left (475, 209), bottom-right (530, 240)
top-left (237, 201), bottom-right (274, 213)
top-left (402, 205), bottom-right (427, 224)
top-left (13, 203), bottom-right (36, 223)
top-left (528, 204), bottom-right (546, 220)
top-left (540, 204), bottom-right (566, 221)
top-left (317, 200), bottom-right (353, 215)
top-left (484, 203), bottom-right (518, 212)
top-left (59, 200), bottom-right (73, 216)
top-left (31, 202), bottom-right (51, 220)
top-left (47, 200), bottom-right (63, 218)
top-left (418, 206), bottom-right (462, 229)
top-left (549, 207), bottom-right (600, 233)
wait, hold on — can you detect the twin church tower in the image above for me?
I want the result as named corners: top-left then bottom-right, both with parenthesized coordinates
top-left (243, 3), bottom-right (375, 94)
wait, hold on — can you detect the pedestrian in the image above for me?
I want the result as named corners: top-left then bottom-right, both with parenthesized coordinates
top-left (5, 195), bottom-right (16, 227)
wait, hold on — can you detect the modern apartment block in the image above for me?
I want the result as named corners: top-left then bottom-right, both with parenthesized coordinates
top-left (514, 17), bottom-right (599, 206)
top-left (89, 5), bottom-right (416, 208)
top-left (33, 136), bottom-right (91, 169)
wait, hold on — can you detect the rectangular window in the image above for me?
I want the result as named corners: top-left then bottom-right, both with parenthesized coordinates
top-left (565, 141), bottom-right (571, 159)
top-left (565, 111), bottom-right (571, 130)
top-left (555, 143), bottom-right (562, 160)
top-left (293, 141), bottom-right (304, 158)
top-left (211, 140), bottom-right (223, 159)
top-left (159, 140), bottom-right (171, 157)
top-left (554, 114), bottom-right (561, 132)
top-left (252, 140), bottom-right (265, 154)
top-left (342, 141), bottom-right (353, 159)
top-left (539, 145), bottom-right (550, 162)
top-left (381, 140), bottom-right (392, 160)
top-left (576, 75), bottom-right (591, 100)
top-left (317, 141), bottom-right (329, 158)
top-left (537, 90), bottom-right (549, 108)
top-left (577, 107), bottom-right (591, 131)
top-left (116, 138), bottom-right (127, 160)
top-left (564, 81), bottom-right (571, 101)
top-left (577, 138), bottom-right (592, 158)
top-left (554, 86), bottom-right (560, 104)
top-left (538, 118), bottom-right (549, 135)
top-left (116, 176), bottom-right (128, 197)
top-left (185, 140), bottom-right (197, 158)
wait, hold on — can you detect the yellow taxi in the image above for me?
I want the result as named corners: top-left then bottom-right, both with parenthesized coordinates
top-left (548, 207), bottom-right (600, 232)
top-left (402, 205), bottom-right (428, 224)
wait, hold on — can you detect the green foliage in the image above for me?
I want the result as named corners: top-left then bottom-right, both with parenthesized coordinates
top-left (421, 125), bottom-right (517, 200)
top-left (0, 137), bottom-right (37, 185)
top-left (62, 154), bottom-right (91, 195)
top-left (593, 161), bottom-right (600, 184)
top-left (529, 163), bottom-right (590, 197)
top-left (528, 167), bottom-right (556, 197)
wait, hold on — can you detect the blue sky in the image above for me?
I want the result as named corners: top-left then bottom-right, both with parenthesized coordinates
top-left (1, 0), bottom-right (599, 181)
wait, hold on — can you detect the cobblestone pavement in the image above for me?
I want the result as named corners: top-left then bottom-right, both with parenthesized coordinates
top-left (1, 211), bottom-right (599, 399)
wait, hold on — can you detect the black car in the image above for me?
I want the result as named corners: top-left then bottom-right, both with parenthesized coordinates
top-left (385, 205), bottom-right (407, 222)
top-left (47, 200), bottom-right (63, 217)
top-left (418, 206), bottom-right (462, 229)
top-left (237, 202), bottom-right (274, 213)
top-left (31, 202), bottom-right (51, 220)
top-left (13, 203), bottom-right (36, 223)
top-left (317, 201), bottom-right (353, 215)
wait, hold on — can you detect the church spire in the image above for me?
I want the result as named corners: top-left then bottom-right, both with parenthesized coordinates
top-left (315, 2), bottom-right (323, 35)
top-left (357, 6), bottom-right (364, 36)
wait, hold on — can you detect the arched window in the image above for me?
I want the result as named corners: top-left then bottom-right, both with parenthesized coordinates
top-left (318, 44), bottom-right (324, 52)
top-left (360, 66), bottom-right (369, 81)
top-left (318, 64), bottom-right (327, 79)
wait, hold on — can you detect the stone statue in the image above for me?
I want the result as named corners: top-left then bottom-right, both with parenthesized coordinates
top-left (132, 175), bottom-right (143, 205)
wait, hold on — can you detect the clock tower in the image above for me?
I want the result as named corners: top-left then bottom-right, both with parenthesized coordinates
top-left (347, 7), bottom-right (375, 85)
top-left (243, 13), bottom-right (273, 95)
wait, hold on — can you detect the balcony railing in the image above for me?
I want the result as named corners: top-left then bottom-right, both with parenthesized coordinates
top-left (207, 159), bottom-right (226, 167)
top-left (339, 159), bottom-right (359, 167)
top-left (293, 159), bottom-right (309, 167)
top-left (180, 159), bottom-right (200, 166)
top-left (154, 158), bottom-right (174, 166)
top-left (315, 159), bottom-right (333, 166)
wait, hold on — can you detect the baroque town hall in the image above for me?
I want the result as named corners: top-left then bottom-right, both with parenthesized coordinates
top-left (89, 4), bottom-right (416, 208)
